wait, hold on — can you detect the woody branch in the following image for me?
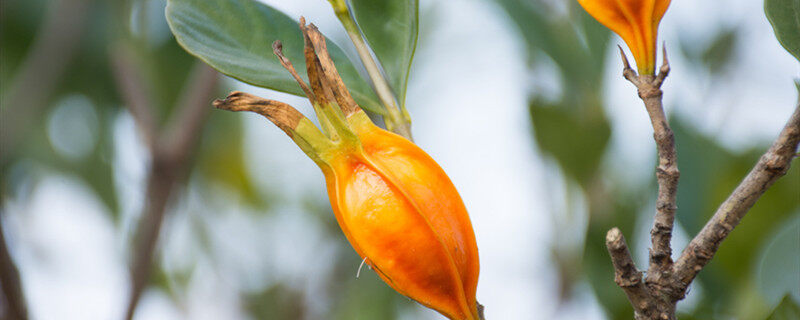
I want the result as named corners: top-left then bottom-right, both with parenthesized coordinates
top-left (618, 45), bottom-right (680, 294)
top-left (672, 102), bottom-right (800, 296)
top-left (607, 45), bottom-right (800, 319)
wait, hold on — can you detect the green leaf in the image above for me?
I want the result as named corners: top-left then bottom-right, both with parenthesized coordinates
top-left (495, 0), bottom-right (610, 96)
top-left (529, 102), bottom-right (611, 186)
top-left (197, 111), bottom-right (263, 207)
top-left (701, 28), bottom-right (738, 74)
top-left (767, 295), bottom-right (800, 320)
top-left (165, 0), bottom-right (384, 114)
top-left (244, 284), bottom-right (306, 320)
top-left (583, 189), bottom-right (646, 319)
top-left (756, 214), bottom-right (800, 308)
top-left (349, 0), bottom-right (419, 107)
top-left (765, 0), bottom-right (800, 62)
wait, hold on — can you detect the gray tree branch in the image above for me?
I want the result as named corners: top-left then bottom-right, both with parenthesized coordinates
top-left (672, 103), bottom-right (800, 296)
top-left (608, 47), bottom-right (800, 320)
top-left (605, 228), bottom-right (664, 320)
top-left (619, 47), bottom-right (680, 296)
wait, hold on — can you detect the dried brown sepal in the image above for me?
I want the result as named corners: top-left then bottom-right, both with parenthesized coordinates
top-left (302, 22), bottom-right (361, 116)
top-left (213, 91), bottom-right (304, 137)
top-left (272, 40), bottom-right (315, 102)
top-left (299, 18), bottom-right (336, 106)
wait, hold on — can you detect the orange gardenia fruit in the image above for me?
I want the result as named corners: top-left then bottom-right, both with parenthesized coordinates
top-left (577, 0), bottom-right (671, 74)
top-left (214, 19), bottom-right (482, 320)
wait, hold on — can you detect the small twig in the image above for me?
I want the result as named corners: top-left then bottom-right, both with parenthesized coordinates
top-left (162, 63), bottom-right (219, 162)
top-left (476, 301), bottom-right (486, 320)
top-left (123, 159), bottom-right (178, 320)
top-left (605, 228), bottom-right (656, 320)
top-left (619, 48), bottom-right (680, 294)
top-left (109, 46), bottom-right (158, 148)
top-left (0, 214), bottom-right (28, 320)
top-left (671, 104), bottom-right (800, 296)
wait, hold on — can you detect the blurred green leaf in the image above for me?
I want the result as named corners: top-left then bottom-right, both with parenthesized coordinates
top-left (0, 0), bottom-right (48, 92)
top-left (244, 284), bottom-right (306, 320)
top-left (197, 111), bottom-right (262, 206)
top-left (583, 189), bottom-right (645, 320)
top-left (149, 263), bottom-right (193, 302)
top-left (165, 0), bottom-right (385, 114)
top-left (496, 0), bottom-right (610, 93)
top-left (46, 3), bottom-right (133, 112)
top-left (701, 28), bottom-right (738, 74)
top-left (16, 103), bottom-right (119, 218)
top-left (672, 118), bottom-right (732, 233)
top-left (350, 0), bottom-right (418, 107)
top-left (767, 295), bottom-right (800, 320)
top-left (756, 214), bottom-right (800, 308)
top-left (530, 102), bottom-right (610, 186)
top-left (679, 28), bottom-right (741, 76)
top-left (143, 38), bottom-right (198, 122)
top-left (330, 251), bottom-right (401, 320)
top-left (577, 7), bottom-right (611, 69)
top-left (765, 0), bottom-right (800, 62)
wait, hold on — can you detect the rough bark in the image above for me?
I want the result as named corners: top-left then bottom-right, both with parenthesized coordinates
top-left (606, 48), bottom-right (800, 319)
top-left (671, 103), bottom-right (800, 297)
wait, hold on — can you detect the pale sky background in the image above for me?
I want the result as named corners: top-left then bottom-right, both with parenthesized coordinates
top-left (3, 0), bottom-right (798, 319)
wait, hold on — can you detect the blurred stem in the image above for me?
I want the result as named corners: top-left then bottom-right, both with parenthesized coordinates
top-left (0, 213), bottom-right (27, 320)
top-left (0, 0), bottom-right (93, 317)
top-left (328, 0), bottom-right (413, 141)
top-left (111, 3), bottom-right (219, 318)
top-left (112, 51), bottom-right (218, 319)
top-left (110, 45), bottom-right (158, 148)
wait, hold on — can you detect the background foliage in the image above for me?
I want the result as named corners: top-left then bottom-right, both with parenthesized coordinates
top-left (1, 0), bottom-right (798, 319)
